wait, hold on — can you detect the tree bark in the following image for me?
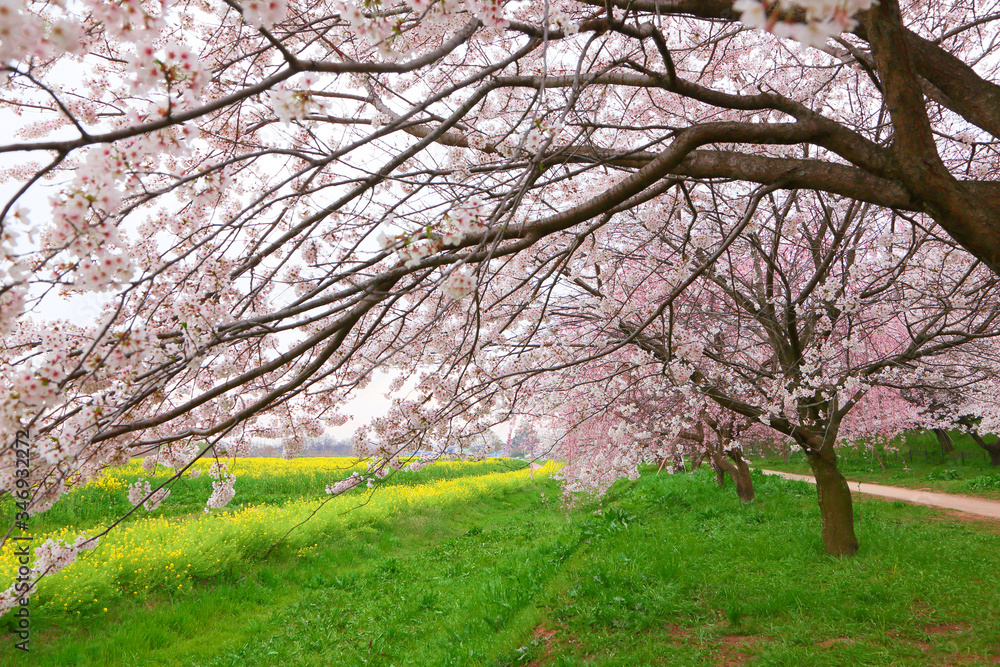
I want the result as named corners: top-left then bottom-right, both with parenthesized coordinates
top-left (710, 453), bottom-right (726, 487)
top-left (805, 442), bottom-right (859, 556)
top-left (984, 441), bottom-right (1000, 467)
top-left (955, 417), bottom-right (1000, 466)
top-left (969, 432), bottom-right (1000, 467)
top-left (689, 448), bottom-right (705, 471)
top-left (729, 449), bottom-right (755, 503)
top-left (933, 428), bottom-right (954, 456)
top-left (711, 450), bottom-right (754, 502)
top-left (860, 0), bottom-right (1000, 273)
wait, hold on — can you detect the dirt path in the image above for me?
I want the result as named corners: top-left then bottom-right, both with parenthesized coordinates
top-left (761, 469), bottom-right (1000, 519)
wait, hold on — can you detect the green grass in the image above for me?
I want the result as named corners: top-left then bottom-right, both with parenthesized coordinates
top-left (2, 471), bottom-right (571, 666)
top-left (756, 429), bottom-right (1000, 498)
top-left (530, 469), bottom-right (1000, 665)
top-left (4, 466), bottom-right (1000, 665)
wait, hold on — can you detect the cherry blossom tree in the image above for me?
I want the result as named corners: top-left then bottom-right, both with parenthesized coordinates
top-left (508, 422), bottom-right (541, 457)
top-left (2, 0), bottom-right (1000, 601)
top-left (900, 361), bottom-right (1000, 465)
top-left (557, 388), bottom-right (763, 503)
top-left (502, 187), bottom-right (1000, 555)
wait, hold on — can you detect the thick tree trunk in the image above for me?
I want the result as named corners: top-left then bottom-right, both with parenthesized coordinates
top-left (861, 0), bottom-right (1000, 274)
top-left (805, 443), bottom-right (859, 557)
top-left (969, 432), bottom-right (1000, 467)
top-left (729, 449), bottom-right (755, 503)
top-left (955, 417), bottom-right (1000, 466)
top-left (933, 428), bottom-right (954, 456)
top-left (710, 453), bottom-right (726, 487)
top-left (712, 450), bottom-right (754, 502)
top-left (986, 443), bottom-right (1000, 467)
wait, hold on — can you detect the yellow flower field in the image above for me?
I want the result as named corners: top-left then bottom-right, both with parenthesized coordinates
top-left (85, 455), bottom-right (367, 491)
top-left (0, 459), bottom-right (558, 614)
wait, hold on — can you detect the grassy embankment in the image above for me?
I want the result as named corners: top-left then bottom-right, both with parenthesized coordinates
top-left (757, 429), bottom-right (1000, 499)
top-left (2, 458), bottom-right (999, 665)
top-left (0, 457), bottom-right (526, 537)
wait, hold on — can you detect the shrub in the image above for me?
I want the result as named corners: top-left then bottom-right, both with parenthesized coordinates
top-left (962, 473), bottom-right (1000, 492)
top-left (925, 469), bottom-right (961, 481)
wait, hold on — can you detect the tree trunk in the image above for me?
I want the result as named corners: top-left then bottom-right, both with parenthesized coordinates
top-left (712, 450), bottom-right (754, 502)
top-left (689, 449), bottom-right (705, 471)
top-left (710, 453), bottom-right (726, 487)
top-left (986, 443), bottom-right (1000, 467)
top-left (933, 428), bottom-right (954, 456)
top-left (969, 432), bottom-right (1000, 466)
top-left (728, 449), bottom-right (755, 503)
top-left (955, 417), bottom-right (1000, 466)
top-left (805, 443), bottom-right (858, 557)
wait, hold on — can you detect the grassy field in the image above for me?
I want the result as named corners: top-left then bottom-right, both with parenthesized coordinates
top-left (2, 457), bottom-right (1000, 665)
top-left (0, 457), bottom-right (526, 536)
top-left (757, 430), bottom-right (1000, 499)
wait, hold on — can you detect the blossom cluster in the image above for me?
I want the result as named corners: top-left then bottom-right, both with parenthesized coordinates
top-left (408, 458), bottom-right (429, 472)
top-left (205, 462), bottom-right (236, 511)
top-left (380, 197), bottom-right (488, 269)
top-left (496, 121), bottom-right (560, 158)
top-left (140, 441), bottom-right (201, 471)
top-left (325, 471), bottom-right (364, 494)
top-left (0, 284), bottom-right (27, 336)
top-left (442, 267), bottom-right (477, 300)
top-left (88, 0), bottom-right (165, 41)
top-left (398, 239), bottom-right (439, 268)
top-left (0, 535), bottom-right (99, 615)
top-left (41, 145), bottom-right (145, 292)
top-left (0, 0), bottom-right (85, 65)
top-left (8, 364), bottom-right (63, 411)
top-left (0, 207), bottom-right (31, 283)
top-left (339, 0), bottom-right (509, 59)
top-left (735, 0), bottom-right (877, 49)
top-left (466, 0), bottom-right (508, 28)
top-left (384, 194), bottom-right (487, 266)
top-left (441, 196), bottom-right (487, 246)
top-left (340, 0), bottom-right (403, 58)
top-left (130, 41), bottom-right (211, 104)
top-left (547, 7), bottom-right (580, 35)
top-left (269, 74), bottom-right (327, 123)
top-left (242, 0), bottom-right (289, 27)
top-left (128, 479), bottom-right (171, 511)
